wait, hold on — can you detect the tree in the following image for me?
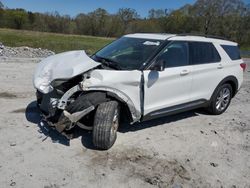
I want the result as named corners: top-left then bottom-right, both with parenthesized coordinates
top-left (160, 10), bottom-right (195, 34)
top-left (0, 0), bottom-right (249, 48)
top-left (87, 8), bottom-right (109, 36)
top-left (191, 0), bottom-right (247, 34)
top-left (0, 1), bottom-right (4, 9)
top-left (148, 9), bottom-right (166, 19)
top-left (5, 9), bottom-right (29, 29)
top-left (75, 13), bottom-right (91, 35)
top-left (117, 8), bottom-right (139, 33)
top-left (117, 8), bottom-right (139, 24)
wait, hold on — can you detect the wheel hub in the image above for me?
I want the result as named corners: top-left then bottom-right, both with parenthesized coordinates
top-left (216, 88), bottom-right (230, 111)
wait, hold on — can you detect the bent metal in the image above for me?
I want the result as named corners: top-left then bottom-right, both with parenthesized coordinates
top-left (33, 33), bottom-right (244, 149)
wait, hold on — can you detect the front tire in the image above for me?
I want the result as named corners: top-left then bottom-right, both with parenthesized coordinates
top-left (93, 101), bottom-right (120, 150)
top-left (207, 83), bottom-right (232, 115)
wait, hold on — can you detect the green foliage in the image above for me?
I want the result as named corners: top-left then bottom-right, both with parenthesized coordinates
top-left (0, 0), bottom-right (249, 49)
top-left (148, 9), bottom-right (166, 19)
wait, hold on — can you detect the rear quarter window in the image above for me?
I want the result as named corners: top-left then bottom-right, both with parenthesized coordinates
top-left (189, 42), bottom-right (221, 65)
top-left (221, 45), bottom-right (241, 60)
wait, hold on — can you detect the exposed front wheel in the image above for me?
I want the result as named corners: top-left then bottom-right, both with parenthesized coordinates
top-left (207, 83), bottom-right (232, 115)
top-left (93, 101), bottom-right (120, 150)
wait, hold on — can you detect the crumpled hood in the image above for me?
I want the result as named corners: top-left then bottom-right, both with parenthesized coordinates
top-left (33, 50), bottom-right (100, 94)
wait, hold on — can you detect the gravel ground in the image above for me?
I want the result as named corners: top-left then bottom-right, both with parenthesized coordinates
top-left (0, 42), bottom-right (55, 58)
top-left (0, 56), bottom-right (249, 188)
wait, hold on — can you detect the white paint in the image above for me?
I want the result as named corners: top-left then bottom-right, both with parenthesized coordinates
top-left (124, 33), bottom-right (175, 40)
top-left (189, 42), bottom-right (243, 103)
top-left (168, 36), bottom-right (238, 46)
top-left (143, 66), bottom-right (193, 115)
top-left (143, 41), bottom-right (161, 46)
top-left (33, 50), bottom-right (100, 93)
top-left (84, 70), bottom-right (142, 120)
top-left (33, 33), bottom-right (244, 120)
top-left (124, 33), bottom-right (237, 46)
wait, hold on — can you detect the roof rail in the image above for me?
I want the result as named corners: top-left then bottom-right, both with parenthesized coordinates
top-left (177, 33), bottom-right (228, 40)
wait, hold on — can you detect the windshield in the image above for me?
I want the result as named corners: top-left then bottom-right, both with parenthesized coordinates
top-left (94, 37), bottom-right (163, 70)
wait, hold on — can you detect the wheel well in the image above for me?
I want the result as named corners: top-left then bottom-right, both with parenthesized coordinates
top-left (210, 76), bottom-right (238, 102)
top-left (106, 92), bottom-right (133, 123)
top-left (224, 80), bottom-right (237, 97)
top-left (77, 91), bottom-right (133, 123)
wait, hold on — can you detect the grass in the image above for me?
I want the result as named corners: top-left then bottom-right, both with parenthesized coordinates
top-left (241, 46), bottom-right (250, 51)
top-left (0, 28), bottom-right (114, 54)
top-left (0, 28), bottom-right (249, 58)
top-left (240, 46), bottom-right (250, 58)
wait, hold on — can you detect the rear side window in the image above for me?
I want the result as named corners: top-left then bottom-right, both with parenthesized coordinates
top-left (221, 45), bottom-right (241, 60)
top-left (189, 42), bottom-right (221, 65)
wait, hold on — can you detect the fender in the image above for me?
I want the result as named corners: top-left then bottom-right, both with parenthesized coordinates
top-left (83, 86), bottom-right (141, 123)
top-left (57, 84), bottom-right (141, 123)
top-left (210, 75), bottom-right (239, 100)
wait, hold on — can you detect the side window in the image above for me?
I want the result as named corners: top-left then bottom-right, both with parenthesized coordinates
top-left (157, 41), bottom-right (189, 68)
top-left (221, 45), bottom-right (241, 60)
top-left (189, 42), bottom-right (221, 65)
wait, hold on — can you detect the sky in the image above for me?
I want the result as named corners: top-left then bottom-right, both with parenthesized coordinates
top-left (1, 0), bottom-right (250, 18)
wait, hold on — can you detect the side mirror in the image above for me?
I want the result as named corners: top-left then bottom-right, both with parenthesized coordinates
top-left (150, 59), bottom-right (165, 72)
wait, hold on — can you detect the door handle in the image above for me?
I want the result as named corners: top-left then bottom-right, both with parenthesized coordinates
top-left (180, 70), bottom-right (189, 76)
top-left (217, 64), bottom-right (223, 69)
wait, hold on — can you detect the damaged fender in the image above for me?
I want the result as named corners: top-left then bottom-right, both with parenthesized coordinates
top-left (83, 86), bottom-right (141, 122)
top-left (56, 69), bottom-right (142, 125)
top-left (81, 69), bottom-right (142, 122)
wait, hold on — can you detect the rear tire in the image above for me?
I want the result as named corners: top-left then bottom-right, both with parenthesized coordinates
top-left (207, 83), bottom-right (232, 115)
top-left (93, 101), bottom-right (120, 150)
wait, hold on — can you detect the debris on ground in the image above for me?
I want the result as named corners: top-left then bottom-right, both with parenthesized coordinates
top-left (210, 162), bottom-right (219, 167)
top-left (10, 142), bottom-right (16, 147)
top-left (211, 130), bottom-right (218, 134)
top-left (10, 180), bottom-right (16, 186)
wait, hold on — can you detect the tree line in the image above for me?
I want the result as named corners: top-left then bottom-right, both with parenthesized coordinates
top-left (0, 0), bottom-right (250, 48)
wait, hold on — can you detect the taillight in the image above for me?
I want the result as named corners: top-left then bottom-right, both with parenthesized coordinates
top-left (240, 63), bottom-right (247, 72)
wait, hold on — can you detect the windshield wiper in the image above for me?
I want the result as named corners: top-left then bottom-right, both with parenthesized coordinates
top-left (95, 55), bottom-right (122, 70)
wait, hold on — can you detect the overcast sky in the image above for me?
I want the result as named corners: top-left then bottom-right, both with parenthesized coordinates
top-left (1, 0), bottom-right (250, 18)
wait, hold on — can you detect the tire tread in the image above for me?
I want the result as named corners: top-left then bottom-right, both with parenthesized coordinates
top-left (93, 101), bottom-right (119, 150)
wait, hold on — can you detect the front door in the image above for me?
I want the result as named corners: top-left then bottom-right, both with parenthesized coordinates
top-left (143, 41), bottom-right (193, 118)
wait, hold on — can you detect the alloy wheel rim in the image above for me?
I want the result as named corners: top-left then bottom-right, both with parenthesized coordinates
top-left (216, 88), bottom-right (230, 111)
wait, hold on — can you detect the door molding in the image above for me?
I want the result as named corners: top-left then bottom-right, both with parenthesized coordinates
top-left (142, 99), bottom-right (208, 121)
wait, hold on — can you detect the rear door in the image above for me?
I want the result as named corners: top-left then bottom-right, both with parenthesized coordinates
top-left (188, 42), bottom-right (224, 101)
top-left (143, 41), bottom-right (193, 117)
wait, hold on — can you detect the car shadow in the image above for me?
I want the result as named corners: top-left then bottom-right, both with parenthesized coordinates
top-left (25, 101), bottom-right (207, 149)
top-left (25, 101), bottom-right (70, 146)
top-left (118, 110), bottom-right (202, 133)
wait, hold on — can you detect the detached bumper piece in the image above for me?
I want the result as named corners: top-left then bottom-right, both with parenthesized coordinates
top-left (37, 88), bottom-right (109, 138)
top-left (54, 106), bottom-right (95, 133)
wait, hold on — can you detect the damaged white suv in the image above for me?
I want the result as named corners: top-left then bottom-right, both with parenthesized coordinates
top-left (33, 33), bottom-right (245, 149)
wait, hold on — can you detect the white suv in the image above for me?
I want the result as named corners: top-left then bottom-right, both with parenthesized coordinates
top-left (33, 33), bottom-right (246, 149)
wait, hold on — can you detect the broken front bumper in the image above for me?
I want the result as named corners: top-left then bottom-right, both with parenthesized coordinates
top-left (36, 88), bottom-right (94, 134)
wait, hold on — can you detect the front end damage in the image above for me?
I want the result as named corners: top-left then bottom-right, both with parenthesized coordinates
top-left (36, 85), bottom-right (103, 138)
top-left (36, 77), bottom-right (140, 138)
top-left (34, 51), bottom-right (141, 138)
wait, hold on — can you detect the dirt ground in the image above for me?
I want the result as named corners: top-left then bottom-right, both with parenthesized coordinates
top-left (0, 57), bottom-right (249, 188)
